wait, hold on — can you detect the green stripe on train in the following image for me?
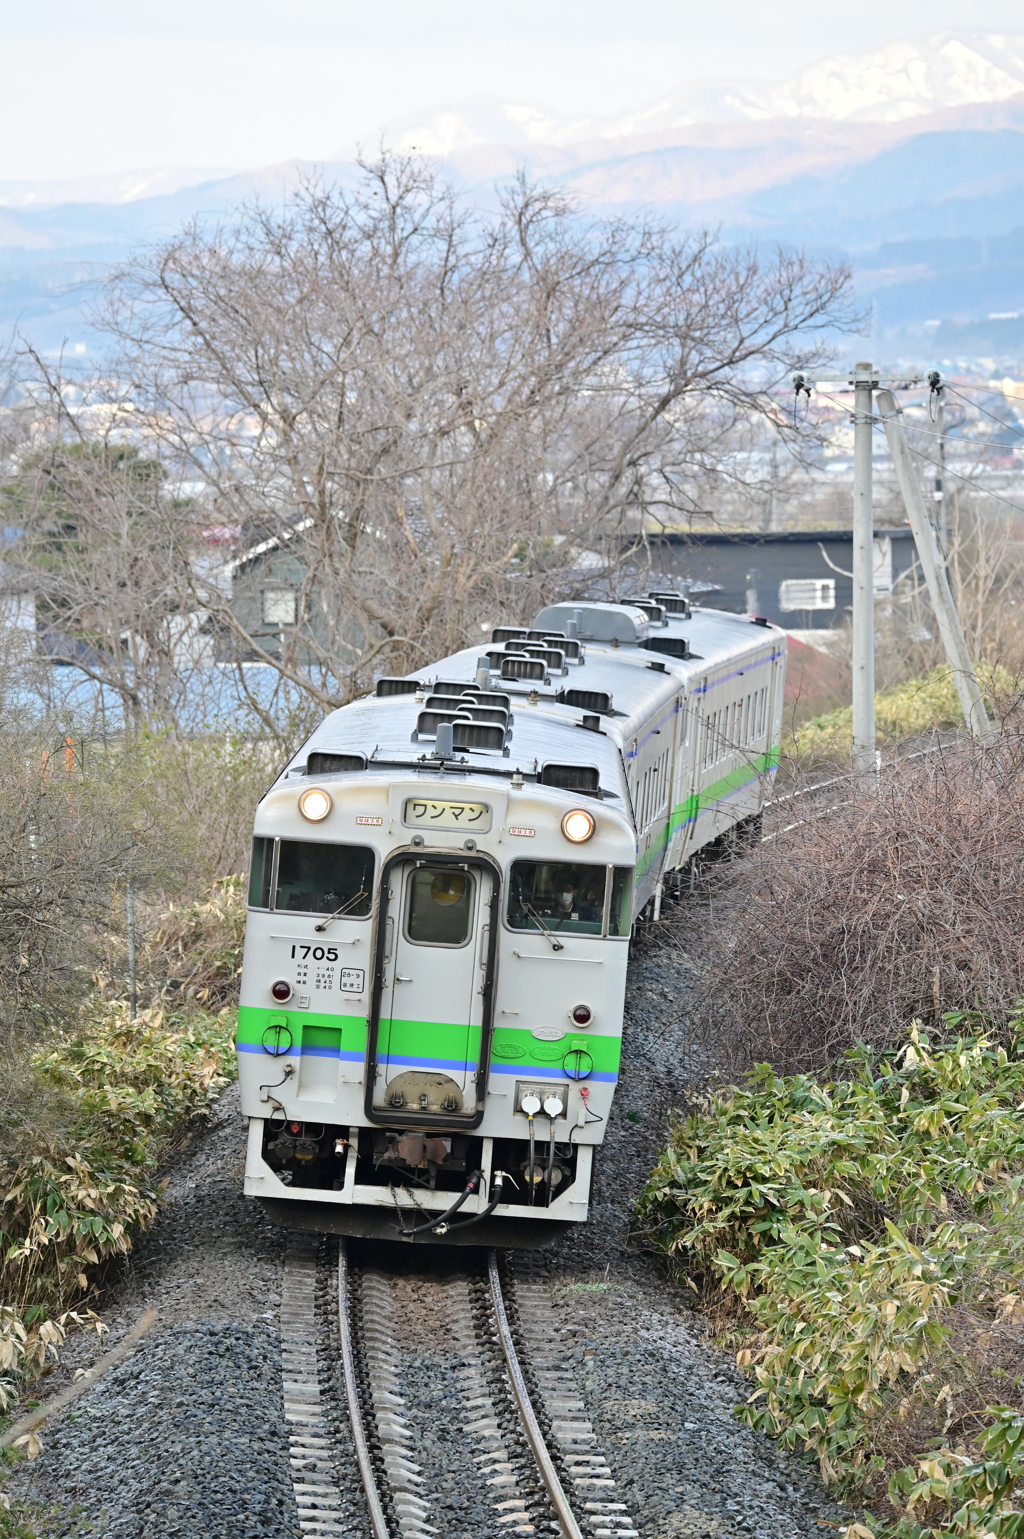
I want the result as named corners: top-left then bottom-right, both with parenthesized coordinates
top-left (636, 746), bottom-right (779, 882)
top-left (237, 1007), bottom-right (620, 1073)
top-left (491, 1025), bottom-right (621, 1073)
top-left (238, 1004), bottom-right (368, 1051)
top-left (377, 1017), bottom-right (483, 1066)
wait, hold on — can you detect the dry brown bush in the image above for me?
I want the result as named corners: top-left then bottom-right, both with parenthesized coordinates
top-left (682, 720), bottom-right (1024, 1075)
top-left (143, 876), bottom-right (246, 1010)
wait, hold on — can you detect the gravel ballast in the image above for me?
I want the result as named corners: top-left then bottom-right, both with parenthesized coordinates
top-left (9, 1085), bottom-right (300, 1537)
top-left (10, 916), bottom-right (854, 1537)
top-left (519, 927), bottom-right (854, 1539)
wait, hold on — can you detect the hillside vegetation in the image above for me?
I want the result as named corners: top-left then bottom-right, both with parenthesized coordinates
top-left (0, 691), bottom-right (258, 1461)
top-left (787, 663), bottom-right (1015, 764)
top-left (688, 727), bottom-right (1024, 1075)
top-left (637, 1019), bottom-right (1024, 1538)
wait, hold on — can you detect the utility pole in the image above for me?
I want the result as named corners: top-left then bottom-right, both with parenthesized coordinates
top-left (876, 390), bottom-right (995, 741)
top-left (851, 361), bottom-right (878, 774)
top-left (127, 878), bottom-right (137, 1023)
top-left (928, 370), bottom-right (948, 551)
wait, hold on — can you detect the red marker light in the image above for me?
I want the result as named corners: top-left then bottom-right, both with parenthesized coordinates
top-left (271, 980), bottom-right (292, 1002)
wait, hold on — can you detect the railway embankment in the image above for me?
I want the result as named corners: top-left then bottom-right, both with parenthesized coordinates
top-left (632, 721), bottom-right (1024, 1539)
top-left (10, 703), bottom-right (1024, 1538)
top-left (6, 936), bottom-right (851, 1539)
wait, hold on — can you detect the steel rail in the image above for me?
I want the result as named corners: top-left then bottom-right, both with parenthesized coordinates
top-left (337, 1240), bottom-right (392, 1539)
top-left (487, 1249), bottom-right (585, 1539)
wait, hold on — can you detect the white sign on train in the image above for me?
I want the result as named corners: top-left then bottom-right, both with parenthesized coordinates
top-left (402, 798), bottom-right (492, 832)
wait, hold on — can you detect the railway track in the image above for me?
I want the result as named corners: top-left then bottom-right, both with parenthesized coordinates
top-left (280, 1238), bottom-right (638, 1539)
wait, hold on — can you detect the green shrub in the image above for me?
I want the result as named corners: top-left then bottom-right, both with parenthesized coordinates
top-left (635, 1015), bottom-right (1024, 1535)
top-left (0, 999), bottom-right (235, 1415)
top-left (787, 663), bottom-right (1015, 763)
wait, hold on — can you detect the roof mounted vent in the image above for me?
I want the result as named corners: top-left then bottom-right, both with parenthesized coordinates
top-left (521, 644), bottom-right (566, 671)
top-left (306, 752), bottom-right (366, 775)
top-left (417, 708), bottom-right (469, 737)
top-left (462, 706), bottom-right (508, 728)
top-left (492, 626), bottom-right (529, 643)
top-left (375, 677), bottom-right (421, 696)
top-left (453, 721), bottom-right (505, 752)
top-left (643, 636), bottom-right (690, 659)
top-left (501, 656), bottom-right (547, 683)
top-left (623, 599), bottom-right (666, 625)
top-left (648, 590), bottom-right (691, 617)
top-left (539, 763), bottom-right (600, 793)
top-left (431, 680), bottom-right (477, 696)
top-left (559, 687), bottom-right (612, 714)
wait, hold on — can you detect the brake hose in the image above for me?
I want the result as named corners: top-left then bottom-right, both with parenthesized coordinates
top-left (522, 1092), bottom-right (541, 1206)
top-left (433, 1171), bottom-right (506, 1235)
top-left (544, 1093), bottom-right (564, 1195)
top-left (399, 1171), bottom-right (481, 1236)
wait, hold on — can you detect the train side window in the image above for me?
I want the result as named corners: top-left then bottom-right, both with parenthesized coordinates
top-left (507, 861), bottom-right (606, 936)
top-left (608, 868), bottom-right (634, 937)
top-left (275, 840), bottom-right (374, 917)
top-left (248, 836), bottom-right (274, 908)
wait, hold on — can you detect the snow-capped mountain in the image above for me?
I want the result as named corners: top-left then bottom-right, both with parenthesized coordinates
top-left (749, 32), bottom-right (1024, 123)
top-left (390, 31), bottom-right (1024, 155)
top-left (3, 29), bottom-right (1024, 358)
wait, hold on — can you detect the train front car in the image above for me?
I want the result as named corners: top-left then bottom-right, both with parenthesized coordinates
top-left (236, 670), bottom-right (636, 1246)
top-left (237, 593), bottom-right (786, 1245)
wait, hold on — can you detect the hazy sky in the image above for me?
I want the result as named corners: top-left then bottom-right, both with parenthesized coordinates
top-left (2, 0), bottom-right (1023, 181)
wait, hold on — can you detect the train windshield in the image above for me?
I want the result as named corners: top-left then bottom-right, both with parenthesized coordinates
top-left (507, 861), bottom-right (607, 936)
top-left (248, 837), bottom-right (374, 917)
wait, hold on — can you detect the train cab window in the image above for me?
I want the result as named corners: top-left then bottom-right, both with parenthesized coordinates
top-left (248, 837), bottom-right (274, 908)
top-left (608, 867), bottom-right (634, 937)
top-left (507, 861), bottom-right (606, 936)
top-left (406, 866), bottom-right (474, 946)
top-left (275, 841), bottom-right (374, 917)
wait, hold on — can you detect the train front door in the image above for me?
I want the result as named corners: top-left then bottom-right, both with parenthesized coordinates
top-left (370, 857), bottom-right (495, 1121)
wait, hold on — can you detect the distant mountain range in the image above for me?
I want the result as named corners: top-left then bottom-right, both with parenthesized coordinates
top-left (392, 30), bottom-right (1024, 149)
top-left (5, 31), bottom-right (1024, 365)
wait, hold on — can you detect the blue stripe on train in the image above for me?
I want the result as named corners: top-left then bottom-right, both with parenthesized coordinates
top-left (237, 1043), bottom-right (618, 1082)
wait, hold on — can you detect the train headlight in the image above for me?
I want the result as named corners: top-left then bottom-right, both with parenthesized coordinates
top-left (299, 787), bottom-right (332, 822)
top-left (561, 808), bottom-right (595, 844)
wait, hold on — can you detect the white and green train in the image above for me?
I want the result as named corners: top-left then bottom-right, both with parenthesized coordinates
top-left (237, 594), bottom-right (786, 1245)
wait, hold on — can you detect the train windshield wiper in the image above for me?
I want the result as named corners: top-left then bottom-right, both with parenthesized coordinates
top-left (314, 890), bottom-right (368, 932)
top-left (523, 902), bottom-right (564, 952)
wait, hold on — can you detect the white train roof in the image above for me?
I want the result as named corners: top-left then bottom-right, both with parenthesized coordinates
top-left (273, 601), bottom-right (785, 803)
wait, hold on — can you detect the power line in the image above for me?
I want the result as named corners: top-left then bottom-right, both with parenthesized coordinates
top-left (811, 388), bottom-right (1024, 516)
top-left (899, 428), bottom-right (1024, 516)
top-left (943, 385), bottom-right (1024, 441)
top-left (943, 381), bottom-right (1024, 406)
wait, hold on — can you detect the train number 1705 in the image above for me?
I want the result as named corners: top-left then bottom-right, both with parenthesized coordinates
top-left (289, 944), bottom-right (339, 961)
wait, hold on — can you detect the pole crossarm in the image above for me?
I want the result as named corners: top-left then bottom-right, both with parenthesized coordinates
top-left (875, 389), bottom-right (997, 742)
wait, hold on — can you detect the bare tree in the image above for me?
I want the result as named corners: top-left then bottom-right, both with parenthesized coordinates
top-left (0, 157), bottom-right (851, 724)
top-left (72, 154), bottom-right (851, 713)
top-left (0, 423), bottom-right (205, 727)
top-left (681, 717), bottom-right (1024, 1078)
